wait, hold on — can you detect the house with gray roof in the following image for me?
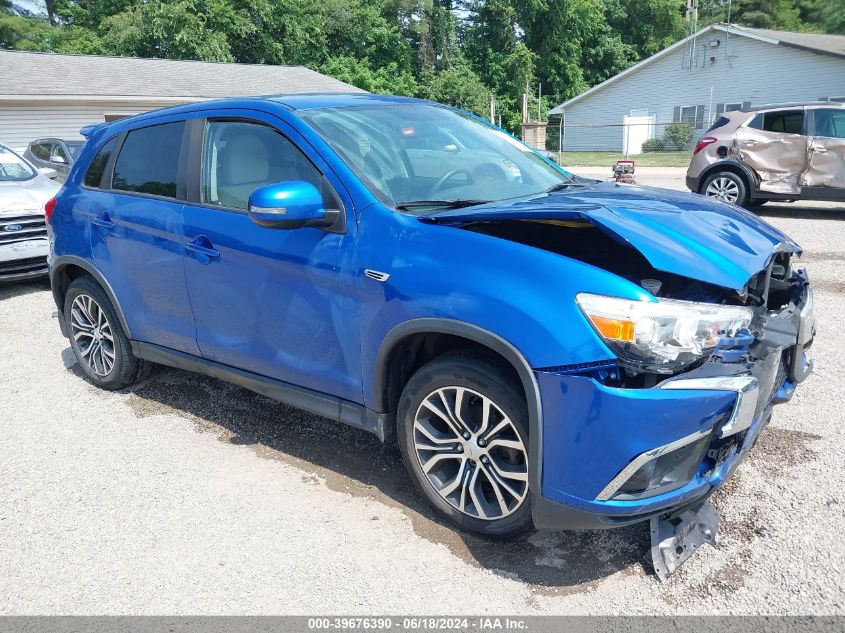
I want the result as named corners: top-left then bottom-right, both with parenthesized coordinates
top-left (0, 50), bottom-right (362, 148)
top-left (548, 24), bottom-right (845, 153)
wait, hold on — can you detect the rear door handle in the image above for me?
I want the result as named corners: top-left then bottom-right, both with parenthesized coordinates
top-left (91, 215), bottom-right (115, 231)
top-left (812, 146), bottom-right (828, 153)
top-left (185, 236), bottom-right (220, 261)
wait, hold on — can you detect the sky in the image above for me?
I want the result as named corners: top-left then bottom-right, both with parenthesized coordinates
top-left (15, 0), bottom-right (45, 16)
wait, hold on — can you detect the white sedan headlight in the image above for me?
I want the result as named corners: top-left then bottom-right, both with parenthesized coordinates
top-left (576, 293), bottom-right (754, 374)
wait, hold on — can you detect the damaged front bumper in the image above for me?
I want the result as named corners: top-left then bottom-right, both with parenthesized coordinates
top-left (532, 272), bottom-right (815, 534)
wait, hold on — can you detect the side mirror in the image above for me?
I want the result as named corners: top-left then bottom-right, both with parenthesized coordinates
top-left (50, 155), bottom-right (67, 165)
top-left (38, 167), bottom-right (58, 180)
top-left (442, 143), bottom-right (459, 153)
top-left (248, 181), bottom-right (335, 230)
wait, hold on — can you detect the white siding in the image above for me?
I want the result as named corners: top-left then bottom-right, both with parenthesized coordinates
top-left (558, 35), bottom-right (845, 151)
top-left (0, 100), bottom-right (192, 149)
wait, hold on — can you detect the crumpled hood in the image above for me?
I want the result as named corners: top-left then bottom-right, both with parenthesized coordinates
top-left (0, 176), bottom-right (60, 216)
top-left (418, 181), bottom-right (801, 291)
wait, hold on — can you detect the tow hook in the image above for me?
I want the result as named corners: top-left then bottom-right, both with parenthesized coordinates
top-left (650, 500), bottom-right (720, 581)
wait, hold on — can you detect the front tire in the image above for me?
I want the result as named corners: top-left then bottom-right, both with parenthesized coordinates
top-left (397, 350), bottom-right (533, 538)
top-left (701, 171), bottom-right (750, 207)
top-left (64, 276), bottom-right (146, 390)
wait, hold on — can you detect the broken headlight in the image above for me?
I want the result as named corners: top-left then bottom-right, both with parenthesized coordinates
top-left (576, 293), bottom-right (753, 374)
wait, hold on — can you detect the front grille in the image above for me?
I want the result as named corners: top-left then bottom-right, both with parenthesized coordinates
top-left (0, 213), bottom-right (47, 245)
top-left (0, 256), bottom-right (47, 277)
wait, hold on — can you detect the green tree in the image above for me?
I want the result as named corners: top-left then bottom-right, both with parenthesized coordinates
top-left (418, 57), bottom-right (489, 115)
top-left (515, 0), bottom-right (637, 101)
top-left (321, 54), bottom-right (418, 94)
top-left (604, 0), bottom-right (687, 57)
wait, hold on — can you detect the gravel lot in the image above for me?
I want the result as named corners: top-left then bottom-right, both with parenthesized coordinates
top-left (1, 171), bottom-right (843, 615)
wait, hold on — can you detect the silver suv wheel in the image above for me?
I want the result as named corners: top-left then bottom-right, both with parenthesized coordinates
top-left (413, 386), bottom-right (529, 520)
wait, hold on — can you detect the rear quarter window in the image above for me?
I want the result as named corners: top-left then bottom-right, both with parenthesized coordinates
top-left (112, 121), bottom-right (185, 198)
top-left (706, 116), bottom-right (730, 133)
top-left (83, 137), bottom-right (118, 188)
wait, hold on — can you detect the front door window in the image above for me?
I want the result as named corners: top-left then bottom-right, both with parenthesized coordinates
top-left (201, 120), bottom-right (323, 210)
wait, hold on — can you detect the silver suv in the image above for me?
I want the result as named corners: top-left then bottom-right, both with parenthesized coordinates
top-left (686, 102), bottom-right (845, 208)
top-left (24, 138), bottom-right (84, 183)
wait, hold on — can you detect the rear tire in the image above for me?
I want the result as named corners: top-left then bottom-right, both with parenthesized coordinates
top-left (64, 276), bottom-right (146, 390)
top-left (701, 171), bottom-right (750, 208)
top-left (397, 350), bottom-right (533, 538)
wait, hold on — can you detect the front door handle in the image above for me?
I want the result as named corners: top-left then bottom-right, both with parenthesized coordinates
top-left (91, 215), bottom-right (115, 231)
top-left (812, 146), bottom-right (828, 153)
top-left (185, 236), bottom-right (220, 261)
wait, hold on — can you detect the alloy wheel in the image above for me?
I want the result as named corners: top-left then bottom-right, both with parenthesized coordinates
top-left (705, 176), bottom-right (740, 203)
top-left (70, 294), bottom-right (116, 377)
top-left (413, 386), bottom-right (529, 521)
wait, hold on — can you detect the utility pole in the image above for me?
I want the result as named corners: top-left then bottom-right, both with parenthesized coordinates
top-left (725, 0), bottom-right (732, 59)
top-left (687, 0), bottom-right (699, 69)
top-left (537, 83), bottom-right (542, 123)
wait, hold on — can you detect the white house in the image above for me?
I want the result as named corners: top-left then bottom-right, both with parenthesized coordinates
top-left (0, 50), bottom-right (362, 148)
top-left (548, 24), bottom-right (845, 153)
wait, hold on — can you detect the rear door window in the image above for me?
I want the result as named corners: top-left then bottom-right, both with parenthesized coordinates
top-left (760, 110), bottom-right (804, 135)
top-left (112, 121), bottom-right (185, 198)
top-left (50, 144), bottom-right (68, 163)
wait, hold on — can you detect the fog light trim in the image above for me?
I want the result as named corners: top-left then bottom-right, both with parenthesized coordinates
top-left (595, 428), bottom-right (711, 501)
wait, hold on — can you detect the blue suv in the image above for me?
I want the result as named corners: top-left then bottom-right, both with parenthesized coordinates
top-left (47, 94), bottom-right (814, 547)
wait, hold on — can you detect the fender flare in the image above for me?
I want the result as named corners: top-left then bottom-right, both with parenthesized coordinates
top-left (50, 255), bottom-right (133, 339)
top-left (698, 159), bottom-right (759, 194)
top-left (373, 317), bottom-right (544, 491)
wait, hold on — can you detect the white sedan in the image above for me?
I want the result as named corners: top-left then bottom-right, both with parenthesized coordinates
top-left (0, 143), bottom-right (61, 283)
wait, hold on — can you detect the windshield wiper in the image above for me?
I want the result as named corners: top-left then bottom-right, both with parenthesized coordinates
top-left (545, 180), bottom-right (585, 193)
top-left (395, 199), bottom-right (490, 211)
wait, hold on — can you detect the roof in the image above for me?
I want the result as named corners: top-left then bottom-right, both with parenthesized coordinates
top-left (737, 26), bottom-right (845, 58)
top-left (0, 50), bottom-right (363, 100)
top-left (267, 93), bottom-right (429, 110)
top-left (78, 93), bottom-right (437, 138)
top-left (549, 24), bottom-right (845, 114)
top-left (738, 101), bottom-right (845, 112)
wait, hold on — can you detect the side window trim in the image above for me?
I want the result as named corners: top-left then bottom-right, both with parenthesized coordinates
top-left (188, 115), bottom-right (346, 227)
top-left (102, 132), bottom-right (127, 190)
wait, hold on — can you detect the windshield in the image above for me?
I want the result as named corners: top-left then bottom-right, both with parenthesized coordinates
top-left (66, 142), bottom-right (84, 159)
top-left (299, 104), bottom-right (571, 211)
top-left (0, 146), bottom-right (36, 182)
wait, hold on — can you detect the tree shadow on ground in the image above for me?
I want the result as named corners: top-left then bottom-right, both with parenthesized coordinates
top-left (83, 361), bottom-right (651, 591)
